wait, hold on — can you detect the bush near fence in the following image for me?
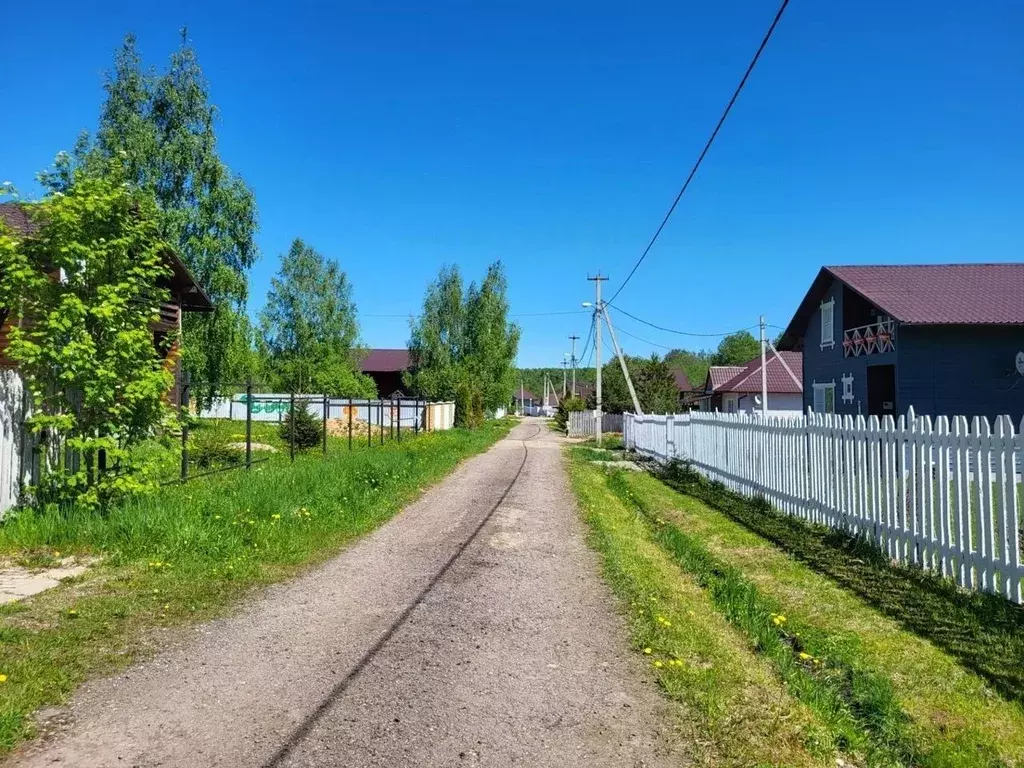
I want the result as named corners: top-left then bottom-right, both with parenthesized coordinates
top-left (623, 409), bottom-right (1024, 604)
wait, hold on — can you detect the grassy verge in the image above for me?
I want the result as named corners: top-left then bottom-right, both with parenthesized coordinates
top-left (567, 446), bottom-right (835, 767)
top-left (620, 461), bottom-right (1024, 767)
top-left (0, 420), bottom-right (513, 753)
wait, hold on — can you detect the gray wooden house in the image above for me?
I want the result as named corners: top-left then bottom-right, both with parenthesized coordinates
top-left (777, 264), bottom-right (1024, 423)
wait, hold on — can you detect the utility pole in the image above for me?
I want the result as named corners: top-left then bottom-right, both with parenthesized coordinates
top-left (760, 315), bottom-right (768, 417)
top-left (561, 359), bottom-right (568, 397)
top-left (568, 334), bottom-right (579, 396)
top-left (602, 306), bottom-right (644, 417)
top-left (587, 274), bottom-right (608, 445)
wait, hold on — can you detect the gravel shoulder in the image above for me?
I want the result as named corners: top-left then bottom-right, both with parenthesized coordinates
top-left (7, 420), bottom-right (686, 767)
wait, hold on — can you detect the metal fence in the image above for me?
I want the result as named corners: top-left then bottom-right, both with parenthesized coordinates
top-left (0, 370), bottom-right (456, 514)
top-left (623, 409), bottom-right (1024, 604)
top-left (567, 410), bottom-right (625, 438)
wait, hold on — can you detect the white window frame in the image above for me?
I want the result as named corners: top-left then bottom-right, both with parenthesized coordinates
top-left (820, 298), bottom-right (835, 350)
top-left (722, 394), bottom-right (739, 414)
top-left (812, 380), bottom-right (836, 414)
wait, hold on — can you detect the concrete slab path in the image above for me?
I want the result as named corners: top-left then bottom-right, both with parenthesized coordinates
top-left (7, 419), bottom-right (685, 767)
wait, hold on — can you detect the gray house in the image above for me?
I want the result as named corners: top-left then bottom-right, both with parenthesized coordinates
top-left (778, 264), bottom-right (1024, 423)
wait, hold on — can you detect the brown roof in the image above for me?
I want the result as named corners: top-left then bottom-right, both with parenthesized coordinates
top-left (360, 348), bottom-right (411, 373)
top-left (0, 202), bottom-right (213, 312)
top-left (514, 388), bottom-right (539, 403)
top-left (670, 369), bottom-right (692, 393)
top-left (828, 264), bottom-right (1024, 324)
top-left (0, 203), bottom-right (34, 236)
top-left (718, 351), bottom-right (803, 394)
top-left (706, 366), bottom-right (744, 392)
top-left (780, 264), bottom-right (1024, 347)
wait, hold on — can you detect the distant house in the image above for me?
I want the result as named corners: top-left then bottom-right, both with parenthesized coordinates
top-left (670, 368), bottom-right (695, 409)
top-left (698, 352), bottom-right (803, 415)
top-left (777, 264), bottom-right (1024, 422)
top-left (0, 202), bottom-right (213, 405)
top-left (359, 348), bottom-right (411, 398)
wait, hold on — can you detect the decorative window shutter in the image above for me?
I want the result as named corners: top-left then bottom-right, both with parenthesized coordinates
top-left (820, 299), bottom-right (835, 349)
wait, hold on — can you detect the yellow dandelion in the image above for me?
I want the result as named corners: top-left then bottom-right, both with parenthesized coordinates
top-left (799, 652), bottom-right (812, 661)
top-left (67, 609), bottom-right (78, 617)
top-left (0, 674), bottom-right (7, 683)
top-left (653, 660), bottom-right (663, 668)
top-left (214, 515), bottom-right (221, 520)
top-left (271, 514), bottom-right (281, 520)
top-left (53, 551), bottom-right (61, 558)
top-left (643, 647), bottom-right (653, 655)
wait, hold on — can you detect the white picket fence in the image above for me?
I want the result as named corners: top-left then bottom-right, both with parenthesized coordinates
top-left (568, 410), bottom-right (625, 438)
top-left (624, 409), bottom-right (1024, 604)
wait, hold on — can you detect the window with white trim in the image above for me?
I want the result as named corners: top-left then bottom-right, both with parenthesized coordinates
top-left (820, 298), bottom-right (835, 350)
top-left (812, 381), bottom-right (835, 413)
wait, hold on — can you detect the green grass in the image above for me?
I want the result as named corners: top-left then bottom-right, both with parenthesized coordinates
top-left (0, 419), bottom-right (513, 754)
top-left (623, 461), bottom-right (1024, 767)
top-left (566, 447), bottom-right (835, 767)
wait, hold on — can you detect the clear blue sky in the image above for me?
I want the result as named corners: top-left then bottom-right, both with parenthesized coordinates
top-left (3, 1), bottom-right (1022, 367)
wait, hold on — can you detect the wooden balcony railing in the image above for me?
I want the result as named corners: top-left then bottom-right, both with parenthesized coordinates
top-left (842, 317), bottom-right (895, 357)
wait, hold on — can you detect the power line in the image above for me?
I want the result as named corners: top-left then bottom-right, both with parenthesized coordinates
top-left (359, 309), bottom-right (589, 319)
top-left (612, 323), bottom-right (676, 351)
top-left (611, 304), bottom-right (758, 337)
top-left (607, 0), bottom-right (791, 305)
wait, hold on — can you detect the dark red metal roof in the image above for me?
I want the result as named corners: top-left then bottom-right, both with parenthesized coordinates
top-left (670, 369), bottom-right (692, 393)
top-left (0, 202), bottom-right (33, 235)
top-left (780, 264), bottom-right (1024, 349)
top-left (706, 366), bottom-right (745, 392)
top-left (718, 351), bottom-right (803, 394)
top-left (360, 348), bottom-right (411, 373)
top-left (827, 264), bottom-right (1024, 325)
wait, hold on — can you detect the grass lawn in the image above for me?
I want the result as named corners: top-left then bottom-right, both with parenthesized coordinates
top-left (567, 447), bottom-right (834, 767)
top-left (612, 458), bottom-right (1024, 767)
top-left (0, 419), bottom-right (513, 754)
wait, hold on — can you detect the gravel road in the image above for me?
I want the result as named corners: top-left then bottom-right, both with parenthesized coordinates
top-left (8, 419), bottom-right (685, 767)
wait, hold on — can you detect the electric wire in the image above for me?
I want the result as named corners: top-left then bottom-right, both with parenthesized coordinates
top-left (607, 0), bottom-right (791, 305)
top-left (610, 304), bottom-right (759, 337)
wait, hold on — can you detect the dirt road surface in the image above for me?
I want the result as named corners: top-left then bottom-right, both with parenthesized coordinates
top-left (8, 419), bottom-right (685, 767)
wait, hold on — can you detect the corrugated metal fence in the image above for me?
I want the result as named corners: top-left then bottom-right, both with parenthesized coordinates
top-left (624, 409), bottom-right (1024, 604)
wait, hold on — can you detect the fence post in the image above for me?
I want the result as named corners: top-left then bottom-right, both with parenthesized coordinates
top-left (368, 400), bottom-right (372, 448)
top-left (415, 399), bottom-right (420, 435)
top-left (245, 380), bottom-right (253, 470)
top-left (379, 400), bottom-right (384, 445)
top-left (180, 372), bottom-right (190, 481)
top-left (397, 399), bottom-right (402, 443)
top-left (390, 398), bottom-right (395, 441)
top-left (322, 393), bottom-right (328, 455)
top-left (289, 392), bottom-right (296, 462)
top-left (348, 397), bottom-right (353, 451)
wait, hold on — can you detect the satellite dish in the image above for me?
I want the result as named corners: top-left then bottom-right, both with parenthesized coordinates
top-left (1016, 351), bottom-right (1024, 376)
top-left (753, 394), bottom-right (763, 406)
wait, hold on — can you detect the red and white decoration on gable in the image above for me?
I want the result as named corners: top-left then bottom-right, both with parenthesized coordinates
top-left (843, 317), bottom-right (895, 358)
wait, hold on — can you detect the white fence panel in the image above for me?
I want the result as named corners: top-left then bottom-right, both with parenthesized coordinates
top-left (568, 411), bottom-right (625, 438)
top-left (624, 409), bottom-right (1024, 604)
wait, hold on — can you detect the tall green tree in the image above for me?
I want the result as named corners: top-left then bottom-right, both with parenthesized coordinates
top-left (405, 262), bottom-right (519, 423)
top-left (463, 263), bottom-right (521, 413)
top-left (260, 239), bottom-right (375, 396)
top-left (712, 330), bottom-right (760, 366)
top-left (0, 166), bottom-right (174, 508)
top-left (44, 31), bottom-right (259, 396)
top-left (591, 355), bottom-right (679, 414)
top-left (664, 348), bottom-right (713, 392)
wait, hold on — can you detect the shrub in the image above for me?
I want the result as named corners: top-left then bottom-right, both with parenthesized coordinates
top-left (190, 435), bottom-right (243, 469)
top-left (554, 394), bottom-right (586, 431)
top-left (455, 384), bottom-right (485, 429)
top-left (278, 405), bottom-right (323, 450)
